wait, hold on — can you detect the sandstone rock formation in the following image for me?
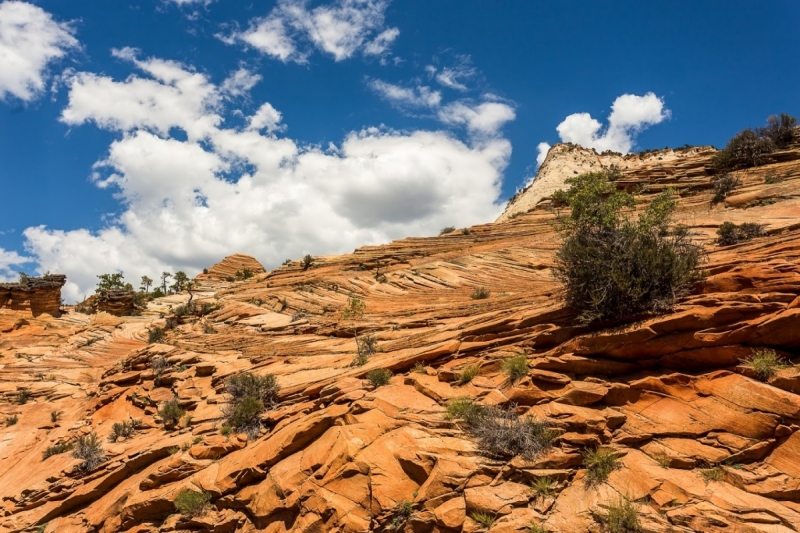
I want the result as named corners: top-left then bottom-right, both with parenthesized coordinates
top-left (197, 254), bottom-right (266, 281)
top-left (2, 143), bottom-right (800, 533)
top-left (92, 290), bottom-right (137, 317)
top-left (0, 275), bottom-right (66, 319)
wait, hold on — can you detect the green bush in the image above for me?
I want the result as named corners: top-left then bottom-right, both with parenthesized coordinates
top-left (531, 476), bottom-right (556, 498)
top-left (444, 397), bottom-right (487, 425)
top-left (148, 327), bottom-right (166, 344)
top-left (700, 466), bottom-right (725, 482)
top-left (42, 442), bottom-right (73, 459)
top-left (717, 221), bottom-right (765, 246)
top-left (224, 372), bottom-right (280, 436)
top-left (712, 114), bottom-right (796, 171)
top-left (352, 334), bottom-right (377, 366)
top-left (159, 400), bottom-right (185, 428)
top-left (5, 415), bottom-right (18, 426)
top-left (741, 348), bottom-right (789, 381)
top-left (471, 287), bottom-right (491, 300)
top-left (73, 432), bottom-right (105, 471)
top-left (764, 113), bottom-right (798, 148)
top-left (439, 226), bottom-right (456, 235)
top-left (594, 495), bottom-right (641, 533)
top-left (50, 411), bottom-right (62, 423)
top-left (502, 355), bottom-right (529, 382)
top-left (583, 447), bottom-right (620, 485)
top-left (455, 364), bottom-right (480, 384)
top-left (219, 424), bottom-right (232, 436)
top-left (174, 489), bottom-right (211, 517)
top-left (471, 406), bottom-right (556, 461)
top-left (471, 512), bottom-right (496, 528)
top-left (109, 420), bottom-right (138, 442)
top-left (16, 389), bottom-right (31, 405)
top-left (366, 368), bottom-right (393, 388)
top-left (553, 171), bottom-right (703, 324)
top-left (710, 173), bottom-right (741, 205)
top-left (301, 255), bottom-right (314, 271)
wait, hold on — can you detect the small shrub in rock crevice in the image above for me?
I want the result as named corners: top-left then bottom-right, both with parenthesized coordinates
top-left (352, 334), bottom-right (377, 366)
top-left (16, 389), bottom-right (31, 405)
top-left (148, 327), bottom-right (166, 344)
top-left (366, 368), bottom-right (392, 388)
top-left (711, 173), bottom-right (741, 205)
top-left (717, 221), bottom-right (765, 246)
top-left (593, 495), bottom-right (641, 533)
top-left (5, 415), bottom-right (18, 426)
top-left (223, 372), bottom-right (280, 437)
top-left (73, 432), bottom-right (105, 471)
top-left (502, 354), bottom-right (529, 382)
top-left (583, 447), bottom-right (621, 485)
top-left (446, 399), bottom-right (555, 461)
top-left (42, 442), bottom-right (73, 459)
top-left (531, 476), bottom-right (556, 498)
top-left (174, 489), bottom-right (211, 517)
top-left (109, 419), bottom-right (139, 441)
top-left (455, 364), bottom-right (480, 385)
top-left (159, 400), bottom-right (185, 429)
top-left (741, 348), bottom-right (789, 381)
top-left (471, 512), bottom-right (496, 529)
top-left (700, 466), bottom-right (725, 482)
top-left (471, 287), bottom-right (491, 300)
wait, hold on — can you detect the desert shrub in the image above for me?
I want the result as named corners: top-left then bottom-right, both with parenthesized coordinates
top-left (16, 389), bottom-right (31, 405)
top-left (763, 113), bottom-right (798, 148)
top-left (502, 354), bottom-right (529, 382)
top-left (42, 442), bottom-right (73, 459)
top-left (109, 420), bottom-right (138, 442)
top-left (302, 254), bottom-right (314, 271)
top-left (471, 287), bottom-right (491, 300)
top-left (5, 415), bottom-right (18, 426)
top-left (226, 276), bottom-right (235, 282)
top-left (351, 334), bottom-right (377, 366)
top-left (389, 500), bottom-right (414, 529)
top-left (219, 424), bottom-right (232, 436)
top-left (455, 364), bottom-right (480, 385)
top-left (717, 221), bottom-right (765, 246)
top-left (583, 447), bottom-right (621, 485)
top-left (471, 512), bottom-right (496, 528)
top-left (151, 355), bottom-right (170, 376)
top-left (712, 128), bottom-right (775, 171)
top-left (531, 476), bottom-right (556, 498)
top-left (203, 323), bottom-right (217, 334)
top-left (594, 495), bottom-right (641, 533)
top-left (439, 226), bottom-right (456, 235)
top-left (224, 372), bottom-right (280, 436)
top-left (471, 406), bottom-right (556, 461)
top-left (366, 368), bottom-right (392, 388)
top-left (444, 397), bottom-right (487, 425)
top-left (528, 524), bottom-right (550, 533)
top-left (412, 362), bottom-right (427, 374)
top-left (159, 400), bottom-right (185, 428)
top-left (700, 466), bottom-right (725, 482)
top-left (148, 327), bottom-right (166, 344)
top-left (174, 489), bottom-right (211, 517)
top-left (710, 173), bottom-right (741, 205)
top-left (50, 411), bottom-right (62, 423)
top-left (741, 348), bottom-right (789, 381)
top-left (553, 172), bottom-right (704, 324)
top-left (73, 432), bottom-right (105, 471)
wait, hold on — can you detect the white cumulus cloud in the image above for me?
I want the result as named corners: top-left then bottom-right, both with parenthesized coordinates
top-left (438, 101), bottom-right (516, 137)
top-left (536, 142), bottom-right (550, 167)
top-left (0, 1), bottom-right (79, 101)
top-left (367, 79), bottom-right (441, 109)
top-left (0, 247), bottom-right (32, 282)
top-left (554, 92), bottom-right (670, 154)
top-left (22, 53), bottom-right (511, 302)
top-left (220, 67), bottom-right (262, 97)
top-left (427, 56), bottom-right (476, 92)
top-left (226, 0), bottom-right (398, 63)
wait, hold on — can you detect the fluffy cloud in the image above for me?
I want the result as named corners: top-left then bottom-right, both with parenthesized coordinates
top-left (226, 0), bottom-right (399, 63)
top-left (220, 67), bottom-right (262, 97)
top-left (367, 79), bottom-right (441, 109)
top-left (0, 1), bottom-right (78, 101)
top-left (0, 247), bottom-right (32, 282)
top-left (536, 142), bottom-right (550, 167)
top-left (438, 101), bottom-right (516, 137)
top-left (23, 53), bottom-right (511, 302)
top-left (554, 92), bottom-right (670, 153)
top-left (427, 57), bottom-right (475, 92)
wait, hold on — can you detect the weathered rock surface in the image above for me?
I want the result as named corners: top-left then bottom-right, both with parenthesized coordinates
top-left (0, 275), bottom-right (66, 319)
top-left (3, 142), bottom-right (800, 532)
top-left (197, 254), bottom-right (266, 281)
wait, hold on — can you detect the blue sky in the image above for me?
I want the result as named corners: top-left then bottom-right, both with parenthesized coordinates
top-left (0, 0), bottom-right (798, 300)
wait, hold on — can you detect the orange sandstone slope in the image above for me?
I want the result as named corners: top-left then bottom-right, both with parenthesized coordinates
top-left (2, 142), bottom-right (800, 533)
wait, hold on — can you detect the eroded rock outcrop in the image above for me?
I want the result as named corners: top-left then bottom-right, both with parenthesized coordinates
top-left (2, 145), bottom-right (800, 533)
top-left (197, 253), bottom-right (266, 281)
top-left (0, 275), bottom-right (66, 318)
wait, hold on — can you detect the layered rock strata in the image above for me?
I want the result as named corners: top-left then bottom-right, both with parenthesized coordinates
top-left (1, 145), bottom-right (800, 532)
top-left (0, 275), bottom-right (66, 318)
